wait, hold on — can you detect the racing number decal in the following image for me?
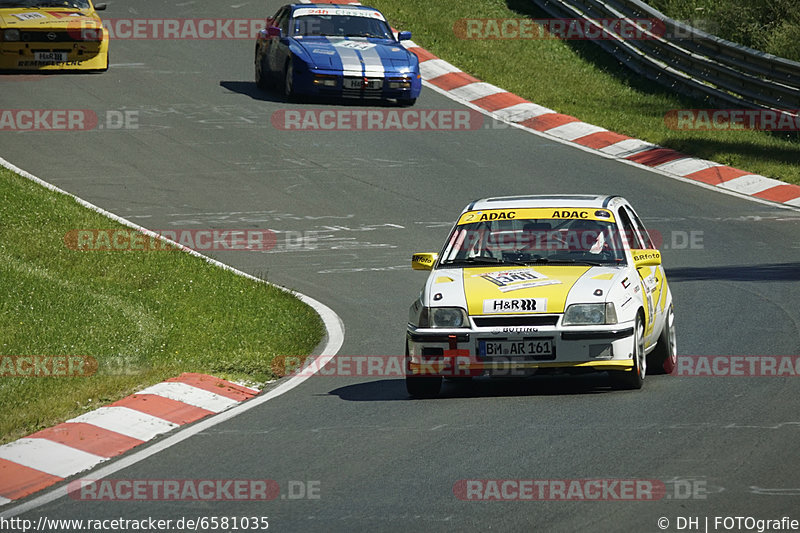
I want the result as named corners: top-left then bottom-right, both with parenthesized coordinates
top-left (637, 266), bottom-right (657, 337)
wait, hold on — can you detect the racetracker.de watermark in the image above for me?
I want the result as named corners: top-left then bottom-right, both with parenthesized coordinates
top-left (271, 109), bottom-right (484, 131)
top-left (0, 109), bottom-right (138, 131)
top-left (664, 109), bottom-right (800, 131)
top-left (671, 356), bottom-right (800, 377)
top-left (67, 479), bottom-right (321, 501)
top-left (0, 355), bottom-right (97, 377)
top-left (63, 229), bottom-right (277, 252)
top-left (68, 18), bottom-right (266, 40)
top-left (454, 479), bottom-right (666, 501)
top-left (454, 18), bottom-right (665, 40)
top-left (455, 478), bottom-right (709, 501)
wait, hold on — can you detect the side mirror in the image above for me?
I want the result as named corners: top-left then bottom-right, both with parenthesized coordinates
top-left (631, 249), bottom-right (662, 268)
top-left (397, 31), bottom-right (412, 41)
top-left (411, 252), bottom-right (438, 271)
top-left (93, 2), bottom-right (106, 10)
top-left (266, 26), bottom-right (282, 38)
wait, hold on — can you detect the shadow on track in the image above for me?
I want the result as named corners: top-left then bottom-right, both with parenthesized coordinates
top-left (327, 373), bottom-right (639, 401)
top-left (219, 81), bottom-right (286, 102)
top-left (666, 262), bottom-right (800, 282)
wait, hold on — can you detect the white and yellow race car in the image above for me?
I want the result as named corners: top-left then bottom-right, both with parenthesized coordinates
top-left (406, 195), bottom-right (676, 397)
top-left (0, 0), bottom-right (108, 71)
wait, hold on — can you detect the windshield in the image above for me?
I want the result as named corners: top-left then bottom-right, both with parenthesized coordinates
top-left (291, 14), bottom-right (394, 39)
top-left (439, 217), bottom-right (627, 267)
top-left (0, 0), bottom-right (91, 8)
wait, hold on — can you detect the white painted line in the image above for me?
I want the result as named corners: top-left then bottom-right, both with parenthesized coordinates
top-left (0, 439), bottom-right (106, 478)
top-left (0, 497), bottom-right (10, 506)
top-left (545, 122), bottom-right (607, 142)
top-left (419, 58), bottom-right (461, 79)
top-left (137, 382), bottom-right (239, 413)
top-left (599, 138), bottom-right (658, 157)
top-left (401, 40), bottom-right (419, 49)
top-left (448, 82), bottom-right (505, 102)
top-left (718, 175), bottom-right (779, 195)
top-left (491, 102), bottom-right (554, 123)
top-left (67, 407), bottom-right (178, 442)
top-left (656, 158), bottom-right (721, 176)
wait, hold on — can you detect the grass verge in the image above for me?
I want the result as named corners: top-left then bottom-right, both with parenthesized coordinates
top-left (0, 166), bottom-right (324, 445)
top-left (370, 0), bottom-right (800, 185)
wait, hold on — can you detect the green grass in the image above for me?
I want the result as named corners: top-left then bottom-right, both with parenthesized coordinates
top-left (0, 167), bottom-right (324, 444)
top-left (370, 0), bottom-right (800, 185)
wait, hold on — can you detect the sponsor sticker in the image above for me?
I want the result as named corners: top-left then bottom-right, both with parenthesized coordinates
top-left (475, 269), bottom-right (561, 293)
top-left (457, 208), bottom-right (614, 225)
top-left (13, 12), bottom-right (47, 20)
top-left (482, 298), bottom-right (547, 313)
top-left (293, 8), bottom-right (385, 21)
top-left (334, 40), bottom-right (376, 51)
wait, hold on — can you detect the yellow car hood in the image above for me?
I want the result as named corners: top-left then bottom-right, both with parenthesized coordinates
top-left (463, 266), bottom-right (592, 315)
top-left (0, 8), bottom-right (99, 29)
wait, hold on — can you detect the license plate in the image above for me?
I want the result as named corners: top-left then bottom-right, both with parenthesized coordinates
top-left (343, 78), bottom-right (382, 89)
top-left (34, 52), bottom-right (67, 62)
top-left (478, 339), bottom-right (554, 358)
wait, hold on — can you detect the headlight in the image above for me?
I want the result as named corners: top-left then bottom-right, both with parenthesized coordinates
top-left (3, 29), bottom-right (20, 42)
top-left (419, 307), bottom-right (468, 328)
top-left (387, 77), bottom-right (411, 89)
top-left (563, 303), bottom-right (617, 325)
top-left (312, 74), bottom-right (338, 87)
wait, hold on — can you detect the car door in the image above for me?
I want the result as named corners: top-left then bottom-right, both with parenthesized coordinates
top-left (617, 205), bottom-right (659, 345)
top-left (626, 205), bottom-right (668, 324)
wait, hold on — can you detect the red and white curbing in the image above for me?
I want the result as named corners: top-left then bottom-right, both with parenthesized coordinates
top-left (306, 0), bottom-right (800, 207)
top-left (0, 373), bottom-right (258, 506)
top-left (408, 49), bottom-right (800, 207)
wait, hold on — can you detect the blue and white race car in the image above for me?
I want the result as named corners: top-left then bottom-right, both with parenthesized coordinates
top-left (255, 4), bottom-right (421, 105)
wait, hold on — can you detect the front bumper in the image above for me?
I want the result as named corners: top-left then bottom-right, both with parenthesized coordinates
top-left (293, 66), bottom-right (422, 100)
top-left (406, 319), bottom-right (636, 377)
top-left (0, 40), bottom-right (108, 71)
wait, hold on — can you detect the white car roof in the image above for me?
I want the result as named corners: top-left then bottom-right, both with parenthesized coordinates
top-left (464, 194), bottom-right (622, 212)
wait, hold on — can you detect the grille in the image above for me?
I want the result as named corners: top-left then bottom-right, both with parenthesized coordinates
top-left (20, 30), bottom-right (101, 43)
top-left (472, 316), bottom-right (560, 327)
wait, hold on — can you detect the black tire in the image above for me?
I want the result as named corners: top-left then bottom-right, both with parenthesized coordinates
top-left (255, 54), bottom-right (269, 90)
top-left (397, 97), bottom-right (417, 107)
top-left (406, 375), bottom-right (442, 398)
top-left (282, 59), bottom-right (296, 101)
top-left (647, 304), bottom-right (676, 374)
top-left (405, 345), bottom-right (442, 398)
top-left (610, 314), bottom-right (645, 390)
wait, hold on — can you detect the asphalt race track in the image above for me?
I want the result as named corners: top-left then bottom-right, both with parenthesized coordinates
top-left (2, 0), bottom-right (800, 531)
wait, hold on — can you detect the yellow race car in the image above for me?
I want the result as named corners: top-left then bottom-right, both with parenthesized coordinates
top-left (0, 0), bottom-right (108, 71)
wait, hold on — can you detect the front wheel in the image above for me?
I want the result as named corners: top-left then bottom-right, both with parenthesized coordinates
top-left (405, 346), bottom-right (442, 398)
top-left (647, 305), bottom-right (676, 374)
top-left (282, 59), bottom-right (296, 101)
top-left (610, 315), bottom-right (645, 390)
top-left (406, 375), bottom-right (442, 398)
top-left (397, 97), bottom-right (417, 107)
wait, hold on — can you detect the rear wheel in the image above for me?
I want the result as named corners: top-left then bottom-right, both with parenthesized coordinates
top-left (610, 315), bottom-right (645, 390)
top-left (647, 305), bottom-right (676, 374)
top-left (255, 53), bottom-right (269, 90)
